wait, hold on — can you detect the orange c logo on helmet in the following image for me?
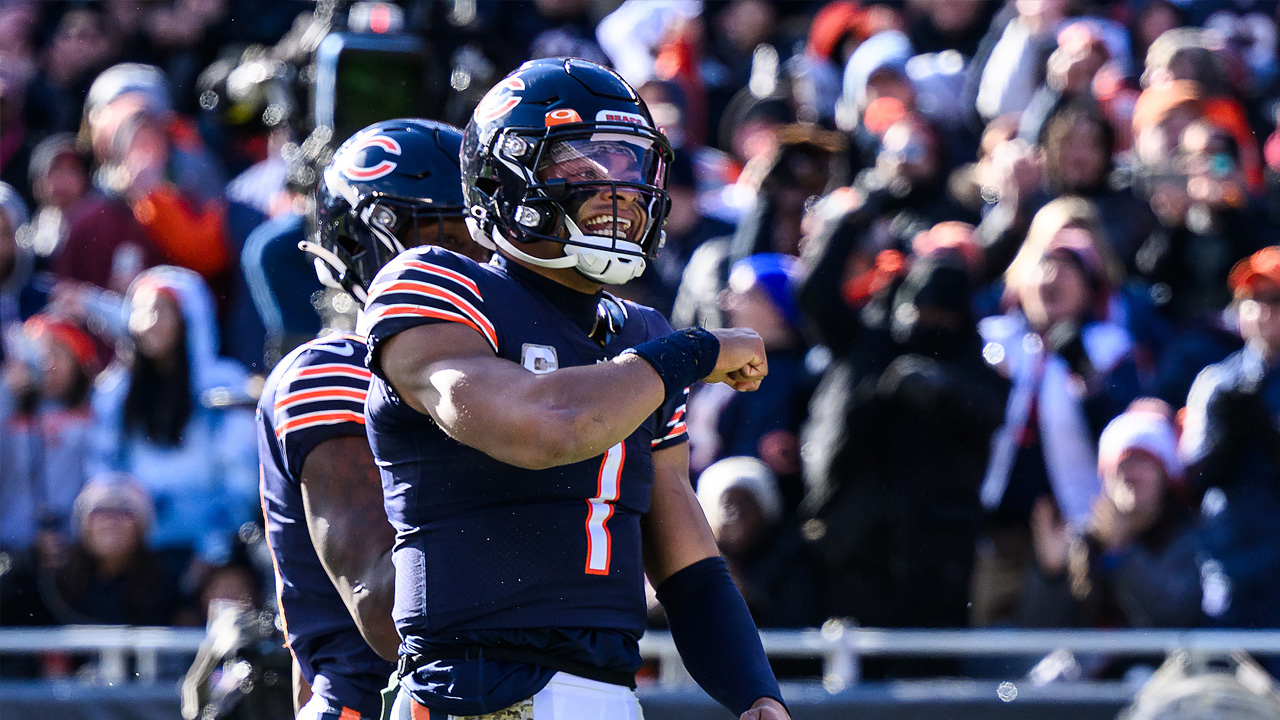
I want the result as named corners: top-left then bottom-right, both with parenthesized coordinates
top-left (476, 77), bottom-right (526, 123)
top-left (341, 134), bottom-right (402, 181)
top-left (545, 109), bottom-right (583, 126)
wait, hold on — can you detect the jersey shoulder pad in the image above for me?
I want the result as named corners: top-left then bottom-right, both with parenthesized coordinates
top-left (269, 334), bottom-right (371, 476)
top-left (360, 247), bottom-right (499, 355)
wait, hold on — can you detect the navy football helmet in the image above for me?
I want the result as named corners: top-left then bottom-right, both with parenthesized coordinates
top-left (462, 58), bottom-right (673, 285)
top-left (307, 118), bottom-right (468, 305)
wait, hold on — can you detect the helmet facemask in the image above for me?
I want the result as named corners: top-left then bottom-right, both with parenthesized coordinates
top-left (308, 191), bottom-right (465, 306)
top-left (473, 123), bottom-right (672, 285)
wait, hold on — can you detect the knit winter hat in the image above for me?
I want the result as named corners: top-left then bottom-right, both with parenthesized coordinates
top-left (24, 315), bottom-right (101, 376)
top-left (728, 253), bottom-right (803, 329)
top-left (1098, 401), bottom-right (1184, 484)
top-left (73, 473), bottom-right (156, 536)
top-left (696, 456), bottom-right (784, 527)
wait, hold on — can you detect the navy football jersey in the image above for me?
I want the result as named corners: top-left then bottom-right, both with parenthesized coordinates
top-left (360, 248), bottom-right (687, 715)
top-left (257, 333), bottom-right (394, 717)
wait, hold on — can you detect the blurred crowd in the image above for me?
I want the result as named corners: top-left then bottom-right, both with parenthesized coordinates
top-left (6, 0), bottom-right (1280, 683)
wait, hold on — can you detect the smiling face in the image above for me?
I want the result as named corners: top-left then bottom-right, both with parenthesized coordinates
top-left (535, 137), bottom-right (656, 245)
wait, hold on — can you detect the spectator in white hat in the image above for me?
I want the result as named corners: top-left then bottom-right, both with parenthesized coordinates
top-left (695, 457), bottom-right (822, 628)
top-left (44, 473), bottom-right (178, 625)
top-left (1024, 399), bottom-right (1204, 631)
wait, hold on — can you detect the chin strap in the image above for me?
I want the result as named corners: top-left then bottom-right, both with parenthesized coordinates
top-left (299, 240), bottom-right (368, 305)
top-left (466, 216), bottom-right (648, 285)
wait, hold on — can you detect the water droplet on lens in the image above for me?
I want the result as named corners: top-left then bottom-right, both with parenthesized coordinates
top-left (997, 681), bottom-right (1018, 702)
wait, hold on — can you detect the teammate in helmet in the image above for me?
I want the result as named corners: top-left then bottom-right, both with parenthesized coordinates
top-left (257, 118), bottom-right (479, 720)
top-left (365, 59), bottom-right (788, 720)
top-left (306, 117), bottom-right (489, 305)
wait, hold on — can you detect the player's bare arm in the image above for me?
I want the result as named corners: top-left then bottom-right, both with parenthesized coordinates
top-left (299, 435), bottom-right (399, 660)
top-left (641, 443), bottom-right (720, 583)
top-left (379, 322), bottom-right (768, 470)
top-left (643, 444), bottom-right (791, 720)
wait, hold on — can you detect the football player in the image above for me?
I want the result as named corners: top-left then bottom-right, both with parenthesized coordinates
top-left (363, 59), bottom-right (788, 720)
top-left (257, 118), bottom-right (481, 720)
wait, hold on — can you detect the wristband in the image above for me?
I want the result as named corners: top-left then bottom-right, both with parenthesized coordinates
top-left (620, 327), bottom-right (720, 403)
top-left (655, 556), bottom-right (785, 716)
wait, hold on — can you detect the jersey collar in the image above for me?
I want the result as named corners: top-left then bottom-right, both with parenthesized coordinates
top-left (496, 255), bottom-right (602, 335)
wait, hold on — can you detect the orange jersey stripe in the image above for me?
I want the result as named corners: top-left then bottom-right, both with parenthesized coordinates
top-left (274, 387), bottom-right (366, 411)
top-left (376, 280), bottom-right (496, 342)
top-left (369, 305), bottom-right (499, 353)
top-left (401, 260), bottom-right (482, 297)
top-left (274, 410), bottom-right (366, 438)
top-left (294, 364), bottom-right (371, 380)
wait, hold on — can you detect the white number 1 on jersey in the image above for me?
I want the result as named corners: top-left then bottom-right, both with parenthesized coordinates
top-left (585, 442), bottom-right (624, 575)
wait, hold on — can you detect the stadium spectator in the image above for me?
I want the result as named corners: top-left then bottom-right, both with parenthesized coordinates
top-left (1023, 399), bottom-right (1204, 630)
top-left (905, 0), bottom-right (992, 57)
top-left (860, 113), bottom-right (974, 250)
top-left (57, 65), bottom-right (232, 295)
top-left (44, 473), bottom-right (178, 626)
top-left (701, 0), bottom-right (787, 141)
top-left (0, 315), bottom-right (100, 555)
top-left (181, 560), bottom-right (265, 627)
top-left (972, 129), bottom-right (1044, 282)
top-left (687, 254), bottom-right (813, 496)
top-left (35, 8), bottom-right (119, 135)
top-left (674, 123), bottom-right (844, 330)
top-left (80, 63), bottom-right (226, 202)
top-left (1136, 120), bottom-right (1271, 324)
top-left (0, 4), bottom-right (39, 205)
top-left (641, 150), bottom-right (735, 315)
top-left (974, 0), bottom-right (1067, 122)
top-left (978, 197), bottom-right (1171, 386)
top-left (836, 28), bottom-right (914, 165)
top-left (88, 266), bottom-right (257, 582)
top-left (1034, 103), bottom-right (1155, 273)
top-left (473, 0), bottom-right (612, 80)
top-left (1016, 21), bottom-right (1113, 144)
top-left (1179, 246), bottom-right (1280, 632)
top-left (24, 134), bottom-right (90, 266)
top-left (1129, 2), bottom-right (1184, 73)
top-left (973, 222), bottom-right (1140, 626)
top-left (695, 456), bottom-right (823, 628)
top-left (799, 220), bottom-right (1007, 633)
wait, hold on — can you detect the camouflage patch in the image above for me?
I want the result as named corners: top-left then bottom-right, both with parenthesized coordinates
top-left (452, 698), bottom-right (534, 720)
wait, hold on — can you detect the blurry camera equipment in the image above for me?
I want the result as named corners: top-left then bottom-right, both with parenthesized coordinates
top-left (181, 603), bottom-right (292, 720)
top-left (1118, 651), bottom-right (1280, 720)
top-left (197, 49), bottom-right (299, 169)
top-left (313, 2), bottom-right (440, 147)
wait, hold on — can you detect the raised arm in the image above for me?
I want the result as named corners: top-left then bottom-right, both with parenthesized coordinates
top-left (299, 435), bottom-right (399, 660)
top-left (377, 323), bottom-right (767, 470)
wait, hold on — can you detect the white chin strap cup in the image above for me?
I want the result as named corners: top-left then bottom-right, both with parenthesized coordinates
top-left (564, 243), bottom-right (646, 285)
top-left (469, 216), bottom-right (646, 285)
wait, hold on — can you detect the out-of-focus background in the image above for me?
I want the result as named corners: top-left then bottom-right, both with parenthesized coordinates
top-left (7, 0), bottom-right (1280, 718)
